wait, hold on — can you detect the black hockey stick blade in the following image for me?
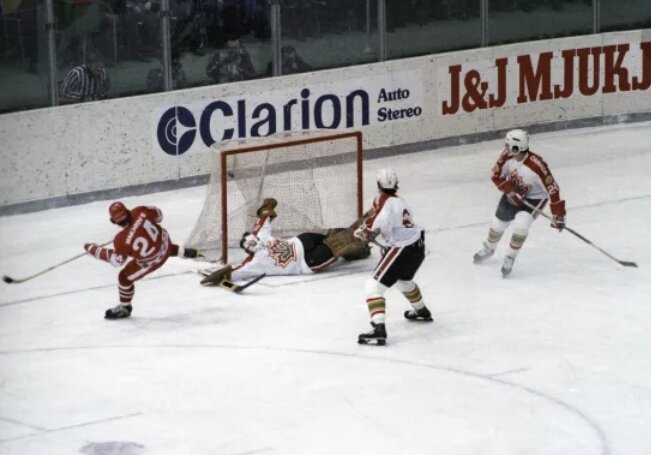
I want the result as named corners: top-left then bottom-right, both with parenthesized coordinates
top-left (2, 275), bottom-right (15, 284)
top-left (619, 260), bottom-right (638, 268)
top-left (218, 274), bottom-right (266, 294)
top-left (233, 273), bottom-right (266, 293)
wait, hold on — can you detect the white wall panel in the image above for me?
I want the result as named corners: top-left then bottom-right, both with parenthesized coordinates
top-left (0, 30), bottom-right (648, 208)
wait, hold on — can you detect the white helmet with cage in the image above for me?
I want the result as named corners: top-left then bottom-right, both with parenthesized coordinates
top-left (505, 129), bottom-right (529, 155)
top-left (377, 168), bottom-right (399, 191)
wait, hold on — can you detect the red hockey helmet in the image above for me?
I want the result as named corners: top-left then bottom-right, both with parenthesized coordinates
top-left (109, 201), bottom-right (130, 225)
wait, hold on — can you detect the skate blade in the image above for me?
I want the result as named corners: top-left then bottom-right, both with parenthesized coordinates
top-left (358, 337), bottom-right (386, 346)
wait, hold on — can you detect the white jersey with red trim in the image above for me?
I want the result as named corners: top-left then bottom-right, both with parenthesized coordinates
top-left (231, 217), bottom-right (312, 281)
top-left (365, 193), bottom-right (422, 247)
top-left (492, 150), bottom-right (560, 202)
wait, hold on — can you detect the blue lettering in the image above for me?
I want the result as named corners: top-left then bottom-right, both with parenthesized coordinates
top-left (377, 107), bottom-right (387, 122)
top-left (283, 98), bottom-right (298, 131)
top-left (251, 103), bottom-right (277, 136)
top-left (301, 89), bottom-right (310, 129)
top-left (376, 105), bottom-right (422, 122)
top-left (237, 99), bottom-right (247, 138)
top-left (314, 95), bottom-right (341, 129)
top-left (346, 90), bottom-right (370, 127)
top-left (200, 101), bottom-right (234, 146)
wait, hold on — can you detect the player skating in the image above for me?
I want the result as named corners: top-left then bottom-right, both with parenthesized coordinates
top-left (84, 202), bottom-right (199, 319)
top-left (473, 129), bottom-right (566, 277)
top-left (200, 198), bottom-right (371, 287)
top-left (353, 168), bottom-right (431, 346)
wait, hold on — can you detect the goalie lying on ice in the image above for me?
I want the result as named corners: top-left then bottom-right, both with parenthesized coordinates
top-left (200, 199), bottom-right (372, 286)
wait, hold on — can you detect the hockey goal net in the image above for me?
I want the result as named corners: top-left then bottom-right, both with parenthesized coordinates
top-left (185, 131), bottom-right (364, 263)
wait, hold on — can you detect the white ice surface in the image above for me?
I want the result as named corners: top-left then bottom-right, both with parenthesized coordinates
top-left (1, 122), bottom-right (651, 455)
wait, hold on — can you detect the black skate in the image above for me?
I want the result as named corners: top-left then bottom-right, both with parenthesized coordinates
top-left (105, 304), bottom-right (132, 319)
top-left (404, 306), bottom-right (433, 322)
top-left (358, 323), bottom-right (387, 346)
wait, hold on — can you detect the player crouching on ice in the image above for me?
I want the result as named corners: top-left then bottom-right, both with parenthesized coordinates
top-left (84, 202), bottom-right (200, 319)
top-left (199, 198), bottom-right (372, 287)
top-left (353, 168), bottom-right (432, 346)
top-left (473, 128), bottom-right (566, 277)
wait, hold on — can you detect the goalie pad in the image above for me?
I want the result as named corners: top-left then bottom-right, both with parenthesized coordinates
top-left (200, 265), bottom-right (233, 286)
top-left (348, 208), bottom-right (374, 231)
top-left (324, 228), bottom-right (371, 261)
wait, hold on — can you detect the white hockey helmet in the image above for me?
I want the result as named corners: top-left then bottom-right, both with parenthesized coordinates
top-left (505, 129), bottom-right (529, 155)
top-left (377, 168), bottom-right (399, 191)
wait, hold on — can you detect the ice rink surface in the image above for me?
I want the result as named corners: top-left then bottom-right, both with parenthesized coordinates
top-left (1, 122), bottom-right (650, 455)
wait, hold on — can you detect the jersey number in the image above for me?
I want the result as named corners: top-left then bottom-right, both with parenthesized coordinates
top-left (132, 220), bottom-right (160, 256)
top-left (403, 209), bottom-right (414, 228)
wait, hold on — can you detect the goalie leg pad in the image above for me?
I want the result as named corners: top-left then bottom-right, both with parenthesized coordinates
top-left (200, 265), bottom-right (233, 286)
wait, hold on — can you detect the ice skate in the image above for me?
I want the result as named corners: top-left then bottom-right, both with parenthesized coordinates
top-left (105, 304), bottom-right (132, 319)
top-left (358, 322), bottom-right (387, 346)
top-left (404, 306), bottom-right (433, 322)
top-left (473, 243), bottom-right (495, 263)
top-left (501, 256), bottom-right (515, 278)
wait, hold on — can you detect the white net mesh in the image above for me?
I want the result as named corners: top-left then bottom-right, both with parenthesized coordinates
top-left (185, 131), bottom-right (362, 263)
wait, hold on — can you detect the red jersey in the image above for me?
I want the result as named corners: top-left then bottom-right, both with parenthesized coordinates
top-left (90, 206), bottom-right (173, 268)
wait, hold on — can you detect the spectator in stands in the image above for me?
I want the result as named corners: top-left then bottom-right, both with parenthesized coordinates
top-left (205, 34), bottom-right (255, 83)
top-left (170, 0), bottom-right (206, 56)
top-left (266, 45), bottom-right (313, 76)
top-left (146, 52), bottom-right (188, 92)
top-left (106, 0), bottom-right (156, 62)
top-left (59, 50), bottom-right (110, 102)
top-left (56, 0), bottom-right (103, 66)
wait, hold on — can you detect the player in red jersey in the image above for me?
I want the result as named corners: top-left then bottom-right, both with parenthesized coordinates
top-left (473, 129), bottom-right (566, 277)
top-left (84, 201), bottom-right (199, 319)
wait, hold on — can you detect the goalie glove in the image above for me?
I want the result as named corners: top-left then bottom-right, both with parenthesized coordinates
top-left (256, 198), bottom-right (278, 219)
top-left (353, 226), bottom-right (379, 243)
top-left (200, 265), bottom-right (233, 286)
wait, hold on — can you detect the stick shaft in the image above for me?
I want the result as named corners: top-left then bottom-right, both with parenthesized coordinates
top-left (4, 240), bottom-right (112, 284)
top-left (521, 200), bottom-right (637, 267)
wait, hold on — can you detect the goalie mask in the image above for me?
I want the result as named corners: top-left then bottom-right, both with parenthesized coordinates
top-left (109, 201), bottom-right (130, 226)
top-left (505, 129), bottom-right (529, 156)
top-left (239, 232), bottom-right (262, 255)
top-left (377, 168), bottom-right (398, 191)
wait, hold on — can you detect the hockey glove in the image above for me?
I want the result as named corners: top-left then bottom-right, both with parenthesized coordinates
top-left (182, 247), bottom-right (202, 259)
top-left (84, 243), bottom-right (98, 255)
top-left (506, 192), bottom-right (523, 207)
top-left (551, 215), bottom-right (565, 232)
top-left (353, 226), bottom-right (379, 243)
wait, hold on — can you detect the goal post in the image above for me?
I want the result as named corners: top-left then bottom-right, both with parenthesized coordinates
top-left (185, 131), bottom-right (364, 264)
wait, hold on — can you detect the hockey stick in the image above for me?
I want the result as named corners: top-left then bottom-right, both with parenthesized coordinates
top-left (2, 240), bottom-right (113, 284)
top-left (521, 199), bottom-right (638, 268)
top-left (219, 273), bottom-right (266, 294)
top-left (199, 268), bottom-right (266, 293)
